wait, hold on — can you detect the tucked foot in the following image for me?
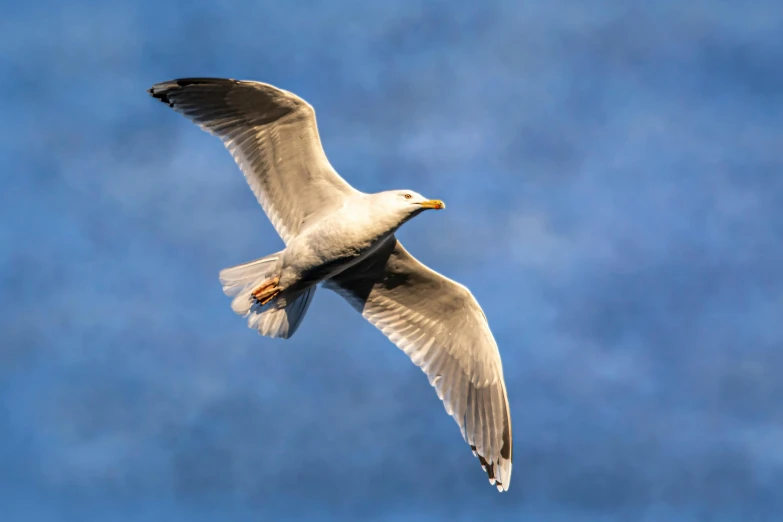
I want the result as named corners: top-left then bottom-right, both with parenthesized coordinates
top-left (251, 276), bottom-right (280, 306)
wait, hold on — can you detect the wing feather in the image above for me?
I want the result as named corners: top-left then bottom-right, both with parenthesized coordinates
top-left (148, 77), bottom-right (360, 243)
top-left (324, 238), bottom-right (513, 491)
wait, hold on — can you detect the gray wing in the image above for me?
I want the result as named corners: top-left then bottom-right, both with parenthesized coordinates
top-left (148, 78), bottom-right (360, 243)
top-left (324, 238), bottom-right (513, 491)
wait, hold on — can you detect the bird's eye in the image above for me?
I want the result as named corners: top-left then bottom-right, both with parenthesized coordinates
top-left (404, 194), bottom-right (412, 199)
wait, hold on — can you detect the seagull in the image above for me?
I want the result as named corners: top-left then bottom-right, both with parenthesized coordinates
top-left (148, 78), bottom-right (513, 491)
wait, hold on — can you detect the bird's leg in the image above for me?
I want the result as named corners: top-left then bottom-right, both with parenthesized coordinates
top-left (251, 276), bottom-right (280, 305)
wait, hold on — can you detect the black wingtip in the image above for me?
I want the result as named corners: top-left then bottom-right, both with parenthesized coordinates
top-left (147, 78), bottom-right (240, 106)
top-left (165, 77), bottom-right (238, 87)
top-left (470, 444), bottom-right (505, 491)
top-left (147, 84), bottom-right (171, 105)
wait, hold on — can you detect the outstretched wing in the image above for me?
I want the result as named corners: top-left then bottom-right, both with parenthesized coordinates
top-left (148, 78), bottom-right (360, 243)
top-left (324, 238), bottom-right (513, 491)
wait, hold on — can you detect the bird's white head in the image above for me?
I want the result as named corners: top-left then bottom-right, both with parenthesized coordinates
top-left (363, 190), bottom-right (446, 233)
top-left (387, 189), bottom-right (446, 213)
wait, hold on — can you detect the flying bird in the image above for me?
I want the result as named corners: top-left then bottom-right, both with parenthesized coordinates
top-left (148, 77), bottom-right (513, 491)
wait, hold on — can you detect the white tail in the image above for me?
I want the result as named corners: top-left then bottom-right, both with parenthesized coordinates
top-left (219, 253), bottom-right (316, 339)
top-left (219, 253), bottom-right (282, 311)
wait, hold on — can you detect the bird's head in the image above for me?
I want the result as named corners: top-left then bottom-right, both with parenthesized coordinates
top-left (388, 190), bottom-right (446, 214)
top-left (364, 190), bottom-right (446, 232)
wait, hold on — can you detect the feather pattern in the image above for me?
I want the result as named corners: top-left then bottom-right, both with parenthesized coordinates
top-left (148, 78), bottom-right (360, 244)
top-left (149, 77), bottom-right (513, 491)
top-left (325, 238), bottom-right (513, 490)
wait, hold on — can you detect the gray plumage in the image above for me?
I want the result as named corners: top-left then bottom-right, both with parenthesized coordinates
top-left (148, 77), bottom-right (513, 491)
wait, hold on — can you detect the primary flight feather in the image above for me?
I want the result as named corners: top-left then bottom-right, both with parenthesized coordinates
top-left (148, 77), bottom-right (513, 491)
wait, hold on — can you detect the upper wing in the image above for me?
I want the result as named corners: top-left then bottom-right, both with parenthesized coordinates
top-left (324, 238), bottom-right (513, 491)
top-left (148, 78), bottom-right (360, 243)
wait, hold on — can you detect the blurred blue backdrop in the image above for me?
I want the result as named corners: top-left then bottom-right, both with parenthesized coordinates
top-left (2, 1), bottom-right (782, 520)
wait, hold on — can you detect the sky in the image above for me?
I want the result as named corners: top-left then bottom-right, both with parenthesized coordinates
top-left (1, 0), bottom-right (782, 520)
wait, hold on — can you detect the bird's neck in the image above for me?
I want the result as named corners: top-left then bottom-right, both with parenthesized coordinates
top-left (367, 202), bottom-right (418, 236)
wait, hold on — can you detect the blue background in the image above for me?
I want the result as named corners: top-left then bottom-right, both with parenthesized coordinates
top-left (2, 1), bottom-right (782, 520)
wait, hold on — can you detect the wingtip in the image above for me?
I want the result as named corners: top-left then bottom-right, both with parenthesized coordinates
top-left (147, 82), bottom-right (174, 105)
top-left (493, 476), bottom-right (509, 493)
top-left (147, 77), bottom-right (242, 105)
top-left (470, 444), bottom-right (511, 492)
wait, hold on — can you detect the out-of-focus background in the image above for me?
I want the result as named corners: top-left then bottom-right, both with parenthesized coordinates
top-left (2, 1), bottom-right (782, 520)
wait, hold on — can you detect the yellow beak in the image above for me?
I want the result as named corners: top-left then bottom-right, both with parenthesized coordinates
top-left (419, 199), bottom-right (446, 210)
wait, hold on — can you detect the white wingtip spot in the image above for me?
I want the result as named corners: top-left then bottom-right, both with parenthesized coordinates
top-left (497, 484), bottom-right (504, 492)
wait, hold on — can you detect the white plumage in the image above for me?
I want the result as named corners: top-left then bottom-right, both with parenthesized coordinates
top-left (149, 78), bottom-right (513, 491)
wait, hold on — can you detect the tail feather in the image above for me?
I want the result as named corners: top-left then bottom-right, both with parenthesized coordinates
top-left (219, 253), bottom-right (315, 339)
top-left (219, 255), bottom-right (280, 298)
top-left (248, 286), bottom-right (316, 339)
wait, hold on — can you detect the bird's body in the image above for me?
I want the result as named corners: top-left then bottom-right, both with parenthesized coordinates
top-left (279, 191), bottom-right (425, 291)
top-left (148, 77), bottom-right (513, 491)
